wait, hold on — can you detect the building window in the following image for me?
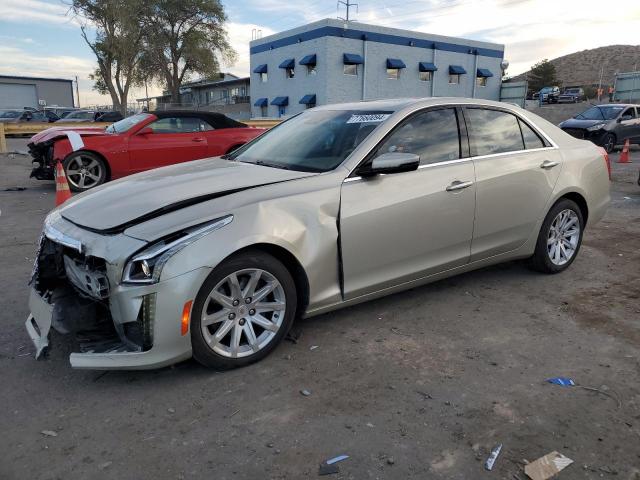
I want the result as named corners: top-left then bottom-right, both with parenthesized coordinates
top-left (344, 64), bottom-right (358, 76)
top-left (286, 67), bottom-right (295, 79)
top-left (260, 72), bottom-right (268, 83)
top-left (307, 65), bottom-right (317, 76)
top-left (261, 105), bottom-right (268, 117)
top-left (419, 71), bottom-right (433, 82)
top-left (476, 76), bottom-right (488, 87)
top-left (449, 74), bottom-right (460, 84)
top-left (387, 68), bottom-right (400, 80)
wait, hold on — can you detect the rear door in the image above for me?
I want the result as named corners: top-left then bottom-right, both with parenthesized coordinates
top-left (465, 107), bottom-right (562, 261)
top-left (127, 116), bottom-right (209, 171)
top-left (340, 107), bottom-right (476, 299)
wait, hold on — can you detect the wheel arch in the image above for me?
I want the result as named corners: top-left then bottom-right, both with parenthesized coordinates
top-left (64, 149), bottom-right (112, 180)
top-left (221, 243), bottom-right (310, 318)
top-left (556, 191), bottom-right (589, 224)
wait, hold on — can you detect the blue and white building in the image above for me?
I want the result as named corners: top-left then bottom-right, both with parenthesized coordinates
top-left (249, 18), bottom-right (505, 118)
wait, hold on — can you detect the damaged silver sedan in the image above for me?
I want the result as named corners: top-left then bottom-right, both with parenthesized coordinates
top-left (26, 98), bottom-right (610, 370)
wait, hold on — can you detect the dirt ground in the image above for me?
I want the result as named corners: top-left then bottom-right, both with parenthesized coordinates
top-left (0, 141), bottom-right (639, 480)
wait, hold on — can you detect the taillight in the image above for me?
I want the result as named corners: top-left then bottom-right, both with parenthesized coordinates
top-left (598, 147), bottom-right (611, 181)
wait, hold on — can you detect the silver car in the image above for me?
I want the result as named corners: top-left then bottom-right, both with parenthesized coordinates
top-left (26, 98), bottom-right (610, 370)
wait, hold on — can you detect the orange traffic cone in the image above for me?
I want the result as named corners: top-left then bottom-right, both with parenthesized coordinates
top-left (55, 160), bottom-right (72, 206)
top-left (618, 139), bottom-right (631, 163)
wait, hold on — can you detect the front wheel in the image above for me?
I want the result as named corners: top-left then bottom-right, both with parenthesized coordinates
top-left (529, 199), bottom-right (584, 274)
top-left (600, 133), bottom-right (616, 153)
top-left (191, 250), bottom-right (297, 369)
top-left (63, 151), bottom-right (107, 192)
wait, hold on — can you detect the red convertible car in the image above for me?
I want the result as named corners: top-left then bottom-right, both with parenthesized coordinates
top-left (29, 111), bottom-right (265, 191)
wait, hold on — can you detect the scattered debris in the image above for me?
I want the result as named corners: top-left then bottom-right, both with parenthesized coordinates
top-left (300, 389), bottom-right (312, 396)
top-left (524, 451), bottom-right (573, 480)
top-left (366, 422), bottom-right (375, 428)
top-left (318, 463), bottom-right (339, 475)
top-left (228, 409), bottom-right (240, 418)
top-left (386, 456), bottom-right (395, 465)
top-left (310, 345), bottom-right (319, 351)
top-left (546, 377), bottom-right (575, 386)
top-left (485, 444), bottom-right (502, 471)
top-left (41, 430), bottom-right (58, 437)
top-left (390, 327), bottom-right (411, 336)
top-left (167, 407), bottom-right (176, 414)
top-left (98, 461), bottom-right (113, 470)
top-left (417, 391), bottom-right (433, 400)
top-left (326, 455), bottom-right (349, 465)
top-left (578, 385), bottom-right (622, 409)
top-left (3, 187), bottom-right (27, 191)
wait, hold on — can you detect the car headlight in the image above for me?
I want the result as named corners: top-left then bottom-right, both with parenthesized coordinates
top-left (122, 215), bottom-right (233, 285)
top-left (586, 123), bottom-right (606, 131)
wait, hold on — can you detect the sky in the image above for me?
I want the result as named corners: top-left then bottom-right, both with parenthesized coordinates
top-left (1, 0), bottom-right (639, 106)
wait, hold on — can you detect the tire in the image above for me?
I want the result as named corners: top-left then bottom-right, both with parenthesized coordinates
top-left (191, 250), bottom-right (297, 369)
top-left (600, 133), bottom-right (616, 154)
top-left (529, 198), bottom-right (584, 274)
top-left (62, 151), bottom-right (107, 192)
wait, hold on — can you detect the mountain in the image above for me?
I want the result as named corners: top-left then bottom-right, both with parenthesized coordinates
top-left (512, 45), bottom-right (640, 87)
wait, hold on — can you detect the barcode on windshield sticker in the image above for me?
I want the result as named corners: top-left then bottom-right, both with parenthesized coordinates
top-left (346, 114), bottom-right (391, 124)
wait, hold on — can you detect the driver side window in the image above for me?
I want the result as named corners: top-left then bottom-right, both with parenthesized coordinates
top-left (621, 108), bottom-right (636, 120)
top-left (374, 108), bottom-right (461, 165)
top-left (149, 117), bottom-right (211, 133)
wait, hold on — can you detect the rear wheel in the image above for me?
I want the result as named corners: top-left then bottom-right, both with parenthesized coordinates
top-left (530, 199), bottom-right (584, 274)
top-left (191, 250), bottom-right (297, 369)
top-left (63, 151), bottom-right (107, 192)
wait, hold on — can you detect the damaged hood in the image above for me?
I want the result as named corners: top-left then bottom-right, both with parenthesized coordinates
top-left (30, 126), bottom-right (111, 144)
top-left (59, 157), bottom-right (317, 233)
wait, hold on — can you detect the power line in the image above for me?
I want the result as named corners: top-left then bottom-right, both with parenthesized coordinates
top-left (338, 0), bottom-right (358, 21)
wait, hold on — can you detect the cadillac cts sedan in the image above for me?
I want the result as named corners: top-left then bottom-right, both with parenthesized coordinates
top-left (26, 98), bottom-right (610, 370)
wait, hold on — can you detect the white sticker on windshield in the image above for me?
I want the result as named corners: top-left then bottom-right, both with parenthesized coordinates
top-left (346, 114), bottom-right (391, 124)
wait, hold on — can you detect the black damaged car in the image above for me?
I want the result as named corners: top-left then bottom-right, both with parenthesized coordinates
top-left (558, 104), bottom-right (640, 153)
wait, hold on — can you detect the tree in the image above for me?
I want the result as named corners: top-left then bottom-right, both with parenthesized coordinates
top-left (143, 0), bottom-right (236, 104)
top-left (70, 0), bottom-right (147, 114)
top-left (527, 59), bottom-right (560, 93)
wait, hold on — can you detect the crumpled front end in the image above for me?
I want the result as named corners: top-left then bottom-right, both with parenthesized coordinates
top-left (28, 140), bottom-right (56, 180)
top-left (26, 212), bottom-right (204, 369)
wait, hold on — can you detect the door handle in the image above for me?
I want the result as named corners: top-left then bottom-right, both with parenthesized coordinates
top-left (192, 137), bottom-right (205, 142)
top-left (540, 160), bottom-right (559, 169)
top-left (446, 180), bottom-right (474, 191)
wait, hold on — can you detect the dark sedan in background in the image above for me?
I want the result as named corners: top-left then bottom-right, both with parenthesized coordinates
top-left (558, 104), bottom-right (640, 152)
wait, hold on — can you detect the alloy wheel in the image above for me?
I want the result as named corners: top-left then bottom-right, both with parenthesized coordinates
top-left (547, 209), bottom-right (580, 266)
top-left (201, 268), bottom-right (286, 358)
top-left (65, 155), bottom-right (103, 189)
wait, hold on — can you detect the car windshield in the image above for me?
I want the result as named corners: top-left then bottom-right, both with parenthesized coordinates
top-left (0, 110), bottom-right (21, 119)
top-left (540, 87), bottom-right (552, 93)
top-left (106, 113), bottom-right (151, 133)
top-left (575, 105), bottom-right (624, 120)
top-left (228, 109), bottom-right (392, 172)
top-left (65, 111), bottom-right (95, 119)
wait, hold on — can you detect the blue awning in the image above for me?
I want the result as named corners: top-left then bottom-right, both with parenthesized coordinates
top-left (299, 54), bottom-right (317, 66)
top-left (278, 58), bottom-right (295, 69)
top-left (477, 68), bottom-right (494, 78)
top-left (386, 58), bottom-right (406, 69)
top-left (419, 62), bottom-right (438, 72)
top-left (254, 97), bottom-right (268, 107)
top-left (271, 96), bottom-right (289, 106)
top-left (343, 53), bottom-right (364, 65)
top-left (253, 64), bottom-right (268, 74)
top-left (299, 94), bottom-right (316, 105)
top-left (449, 65), bottom-right (467, 75)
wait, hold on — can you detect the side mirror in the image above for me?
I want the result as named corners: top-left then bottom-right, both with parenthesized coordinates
top-left (358, 152), bottom-right (420, 177)
top-left (138, 127), bottom-right (153, 135)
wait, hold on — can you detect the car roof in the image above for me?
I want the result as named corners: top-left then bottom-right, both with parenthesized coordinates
top-left (150, 110), bottom-right (246, 128)
top-left (312, 97), bottom-right (525, 113)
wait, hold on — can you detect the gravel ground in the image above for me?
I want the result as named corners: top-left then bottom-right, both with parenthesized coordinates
top-left (0, 145), bottom-right (639, 480)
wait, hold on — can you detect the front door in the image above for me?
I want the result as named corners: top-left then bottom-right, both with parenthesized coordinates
top-left (128, 116), bottom-right (209, 172)
top-left (340, 107), bottom-right (476, 300)
top-left (464, 107), bottom-right (562, 261)
top-left (618, 107), bottom-right (640, 143)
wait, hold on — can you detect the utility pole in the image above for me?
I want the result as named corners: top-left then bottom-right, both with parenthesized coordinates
top-left (75, 75), bottom-right (80, 108)
top-left (337, 0), bottom-right (358, 22)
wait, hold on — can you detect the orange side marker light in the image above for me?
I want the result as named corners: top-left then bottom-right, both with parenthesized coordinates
top-left (181, 300), bottom-right (193, 336)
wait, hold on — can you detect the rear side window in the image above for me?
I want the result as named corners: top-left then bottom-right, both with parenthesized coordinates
top-left (150, 117), bottom-right (211, 133)
top-left (466, 108), bottom-right (524, 156)
top-left (518, 118), bottom-right (545, 149)
top-left (374, 108), bottom-right (460, 165)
